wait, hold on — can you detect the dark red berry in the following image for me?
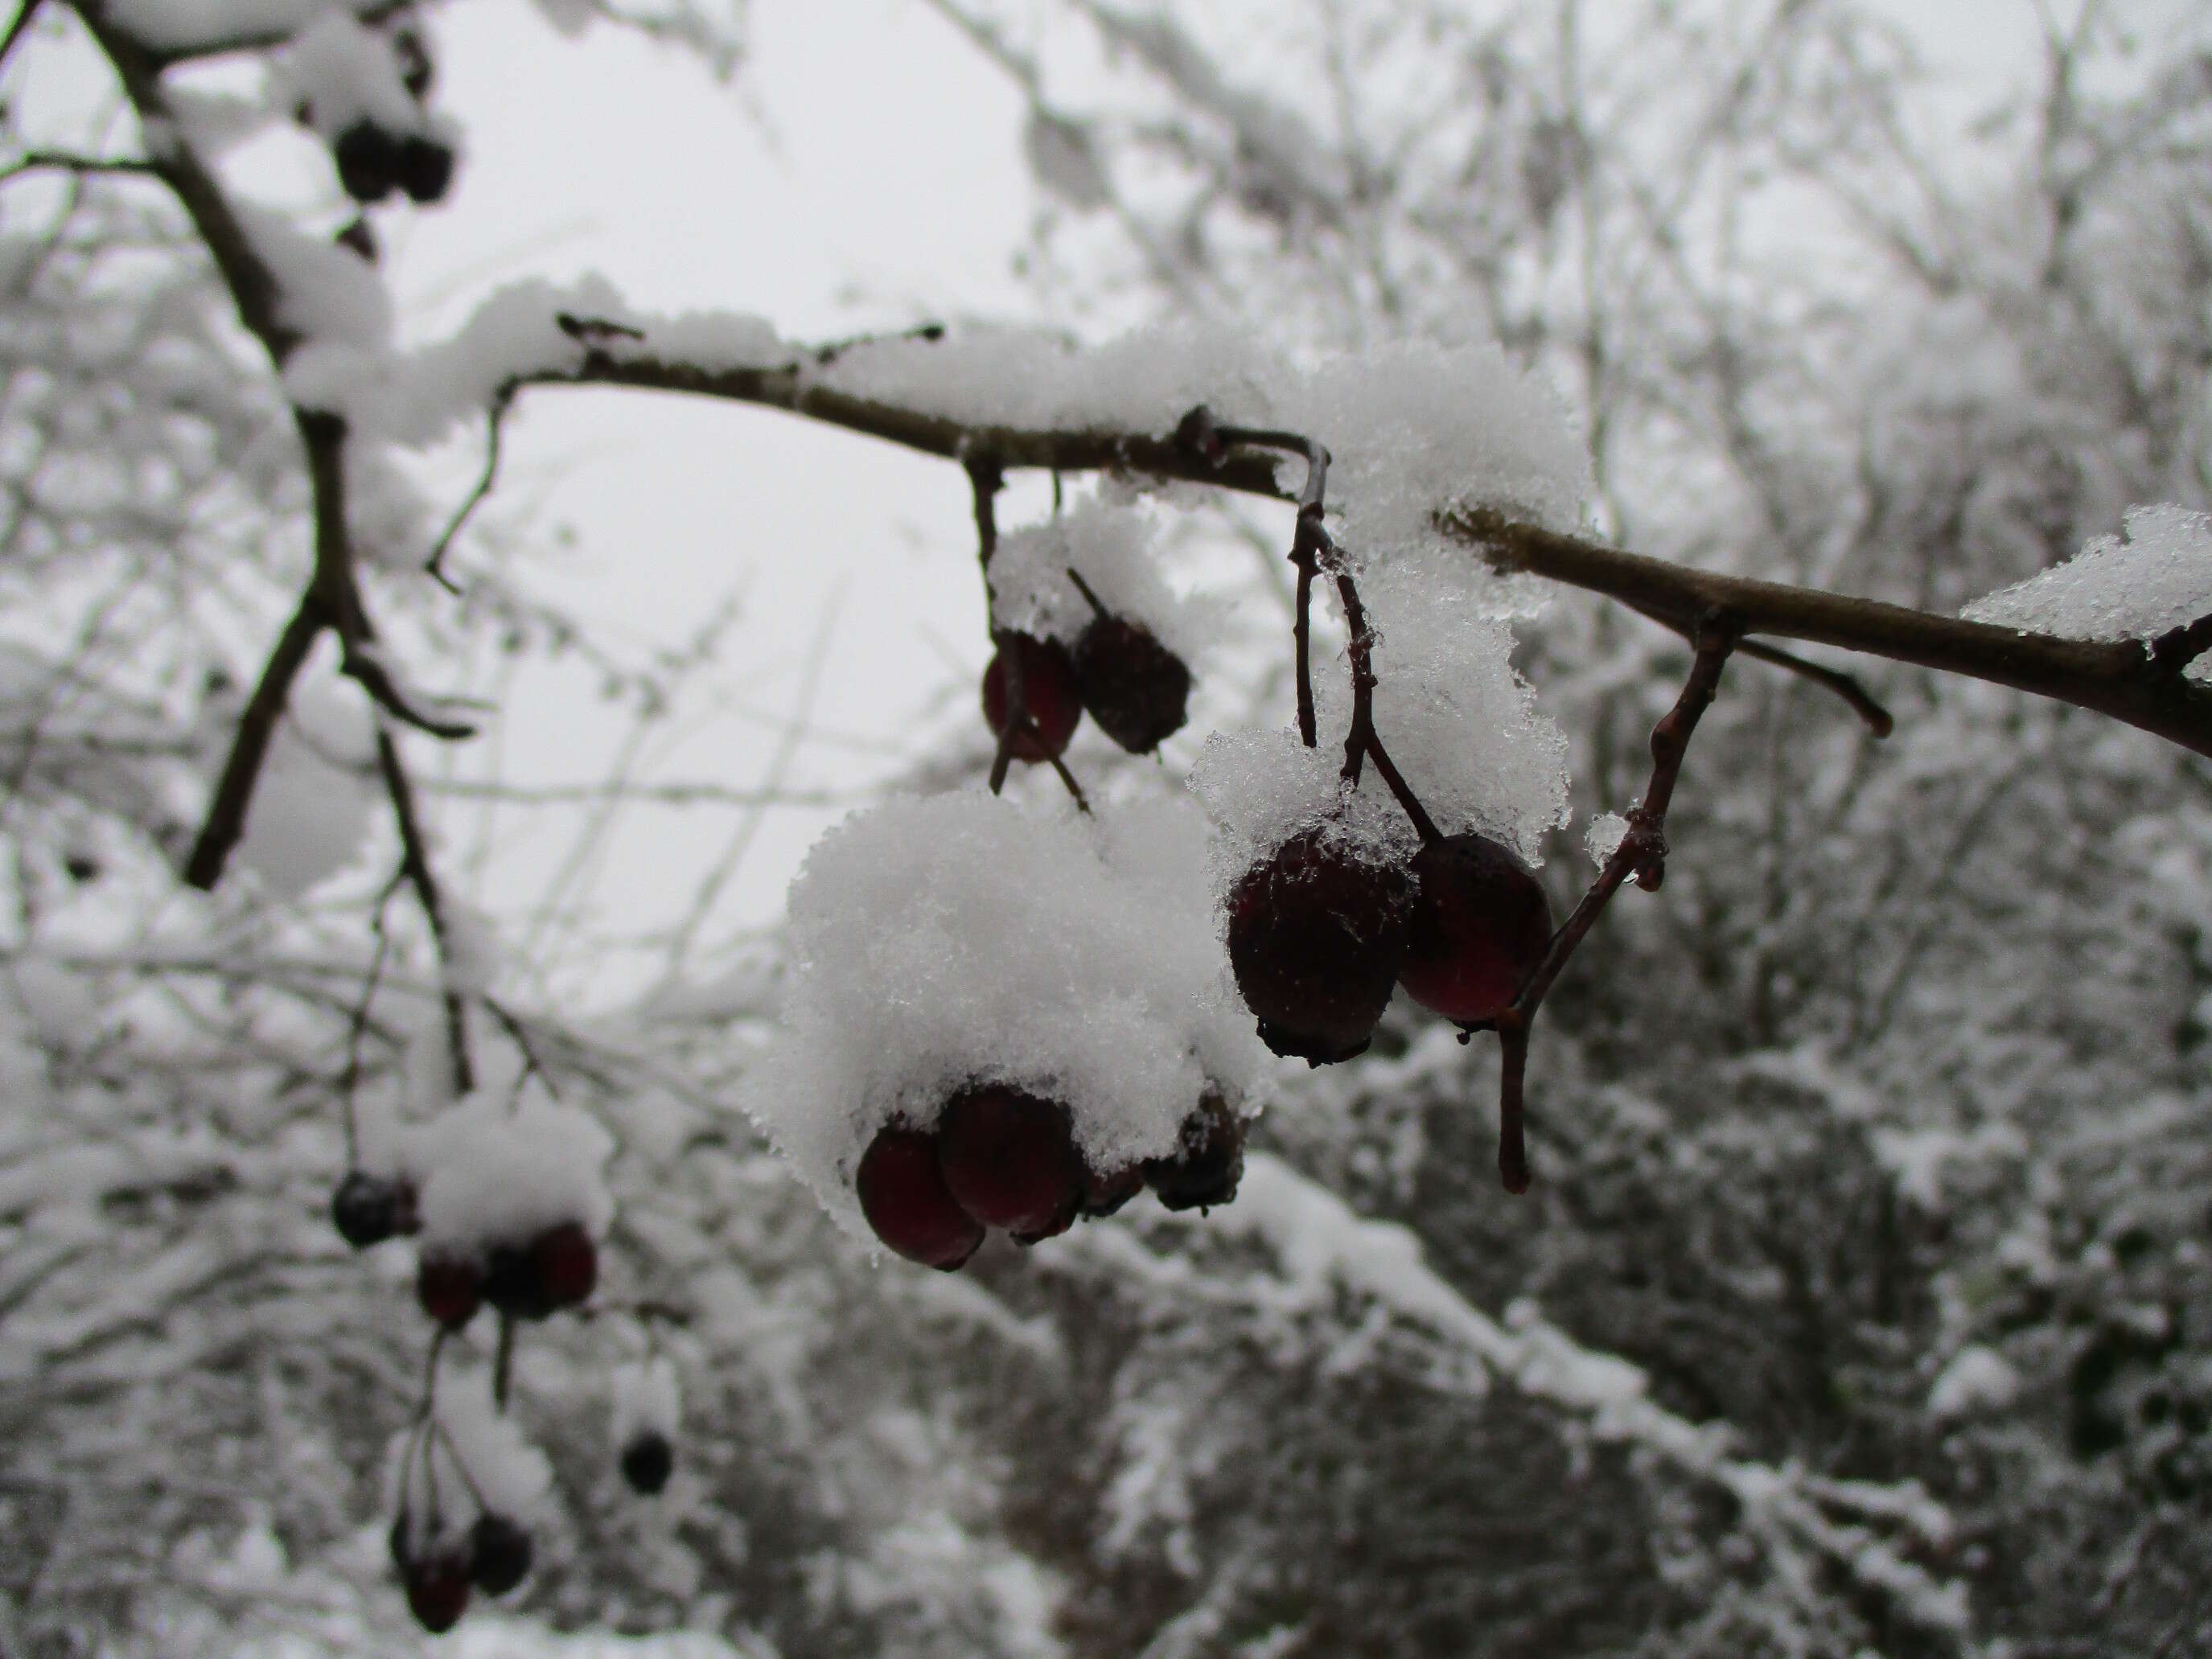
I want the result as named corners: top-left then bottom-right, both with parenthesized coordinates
top-left (856, 1127), bottom-right (986, 1271)
top-left (1080, 1160), bottom-right (1145, 1219)
top-left (416, 1251), bottom-right (483, 1330)
top-left (332, 1171), bottom-right (404, 1249)
top-left (335, 216), bottom-right (378, 262)
top-left (936, 1085), bottom-right (1085, 1240)
top-left (531, 1221), bottom-right (596, 1311)
top-left (620, 1429), bottom-right (675, 1495)
top-left (1398, 832), bottom-right (1553, 1026)
top-left (482, 1242), bottom-right (537, 1319)
top-left (333, 121), bottom-right (399, 203)
top-left (980, 634), bottom-right (1081, 762)
top-left (405, 1538), bottom-right (473, 1633)
top-left (1227, 828), bottom-right (1414, 1065)
top-left (1145, 1093), bottom-right (1245, 1213)
top-left (1073, 616), bottom-right (1190, 754)
top-left (394, 134), bottom-right (455, 203)
top-left (467, 1513), bottom-right (532, 1595)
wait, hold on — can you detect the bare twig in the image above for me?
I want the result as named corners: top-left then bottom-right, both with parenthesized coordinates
top-left (375, 730), bottom-right (475, 1098)
top-left (0, 152), bottom-right (158, 187)
top-left (1490, 616), bottom-right (1741, 1192)
top-left (424, 391), bottom-right (514, 593)
top-left (183, 597), bottom-right (326, 890)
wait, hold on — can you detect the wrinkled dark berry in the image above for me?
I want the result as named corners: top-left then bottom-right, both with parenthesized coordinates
top-left (857, 1126), bottom-right (986, 1271)
top-left (1227, 828), bottom-right (1413, 1064)
top-left (620, 1429), bottom-right (675, 1495)
top-left (333, 1171), bottom-right (407, 1249)
top-left (1080, 1160), bottom-right (1145, 1219)
top-left (1398, 832), bottom-right (1552, 1026)
top-left (1145, 1093), bottom-right (1245, 1213)
top-left (1073, 615), bottom-right (1190, 753)
top-left (981, 634), bottom-right (1081, 762)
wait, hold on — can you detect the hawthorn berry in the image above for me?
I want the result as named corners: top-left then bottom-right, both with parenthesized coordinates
top-left (331, 1171), bottom-right (410, 1249)
top-left (332, 122), bottom-right (400, 203)
top-left (1080, 1159), bottom-right (1145, 1219)
top-left (416, 1251), bottom-right (483, 1331)
top-left (1072, 614), bottom-right (1191, 754)
top-left (936, 1085), bottom-right (1085, 1242)
top-left (484, 1222), bottom-right (598, 1320)
top-left (1227, 828), bottom-right (1413, 1064)
top-left (404, 1536), bottom-right (474, 1633)
top-left (467, 1513), bottom-right (533, 1596)
top-left (980, 634), bottom-right (1081, 762)
top-left (1145, 1093), bottom-right (1247, 1213)
top-left (620, 1429), bottom-right (675, 1495)
top-left (857, 1126), bottom-right (985, 1271)
top-left (1398, 832), bottom-right (1554, 1027)
top-left (395, 135), bottom-right (456, 204)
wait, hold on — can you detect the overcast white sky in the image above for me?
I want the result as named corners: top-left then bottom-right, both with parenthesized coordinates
top-left (376, 0), bottom-right (2110, 988)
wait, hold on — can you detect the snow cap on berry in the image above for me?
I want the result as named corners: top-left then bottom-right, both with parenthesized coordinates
top-left (407, 1095), bottom-right (614, 1258)
top-left (988, 495), bottom-right (1212, 663)
top-left (742, 792), bottom-right (1265, 1235)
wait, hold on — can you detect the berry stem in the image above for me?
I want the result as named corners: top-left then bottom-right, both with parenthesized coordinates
top-left (493, 1313), bottom-right (515, 1412)
top-left (1291, 546), bottom-right (1318, 748)
top-left (1064, 565), bottom-right (1110, 620)
top-left (337, 871), bottom-right (405, 1166)
top-left (1495, 1016), bottom-right (1532, 1194)
top-left (1361, 730), bottom-right (1444, 847)
top-left (1046, 754), bottom-right (1092, 813)
top-left (1332, 567), bottom-right (1376, 787)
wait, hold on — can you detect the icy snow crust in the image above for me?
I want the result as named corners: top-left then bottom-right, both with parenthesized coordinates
top-left (1965, 503), bottom-right (2212, 667)
top-left (740, 793), bottom-right (1266, 1235)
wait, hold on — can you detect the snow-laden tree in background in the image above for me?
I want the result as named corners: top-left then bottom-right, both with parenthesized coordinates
top-left (2, 2), bottom-right (2210, 1657)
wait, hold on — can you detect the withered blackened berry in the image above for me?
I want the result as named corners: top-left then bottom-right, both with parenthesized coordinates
top-left (620, 1429), bottom-right (675, 1495)
top-left (332, 1171), bottom-right (407, 1249)
top-left (467, 1513), bottom-right (532, 1595)
top-left (1080, 1160), bottom-right (1145, 1219)
top-left (1145, 1093), bottom-right (1245, 1213)
top-left (1227, 828), bottom-right (1412, 1064)
top-left (980, 634), bottom-right (1081, 762)
top-left (333, 122), bottom-right (399, 203)
top-left (483, 1221), bottom-right (596, 1319)
top-left (1073, 615), bottom-right (1190, 754)
top-left (857, 1126), bottom-right (986, 1271)
top-left (1398, 832), bottom-right (1553, 1027)
top-left (936, 1085), bottom-right (1085, 1241)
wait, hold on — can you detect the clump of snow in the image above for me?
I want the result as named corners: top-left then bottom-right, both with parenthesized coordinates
top-left (1189, 724), bottom-right (1420, 880)
top-left (276, 10), bottom-right (420, 141)
top-left (230, 677), bottom-right (376, 902)
top-left (405, 1095), bottom-right (615, 1255)
top-left (1964, 504), bottom-right (2212, 661)
top-left (739, 793), bottom-right (1265, 1234)
top-left (343, 440), bottom-right (434, 569)
top-left (612, 1355), bottom-right (682, 1445)
top-left (532, 0), bottom-right (595, 35)
top-left (1585, 811), bottom-right (1630, 865)
top-left (1928, 1345), bottom-right (2021, 1419)
top-left (238, 203), bottom-right (393, 352)
top-left (1023, 110), bottom-right (1112, 211)
top-left (436, 1368), bottom-right (554, 1518)
top-left (989, 495), bottom-right (1209, 660)
top-left (1346, 553), bottom-right (1570, 860)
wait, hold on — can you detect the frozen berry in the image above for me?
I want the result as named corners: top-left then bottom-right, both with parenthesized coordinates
top-left (936, 1085), bottom-right (1085, 1241)
top-left (1145, 1094), bottom-right (1245, 1212)
top-left (1398, 832), bottom-right (1553, 1026)
top-left (981, 634), bottom-right (1081, 762)
top-left (857, 1127), bottom-right (985, 1271)
top-left (1227, 828), bottom-right (1413, 1064)
top-left (416, 1251), bottom-right (483, 1330)
top-left (404, 1537), bottom-right (473, 1633)
top-left (395, 135), bottom-right (455, 204)
top-left (467, 1513), bottom-right (532, 1595)
top-left (1073, 615), bottom-right (1190, 754)
top-left (620, 1429), bottom-right (675, 1495)
top-left (332, 1171), bottom-right (408, 1249)
top-left (531, 1221), bottom-right (597, 1311)
top-left (333, 121), bottom-right (399, 203)
top-left (1080, 1160), bottom-right (1145, 1219)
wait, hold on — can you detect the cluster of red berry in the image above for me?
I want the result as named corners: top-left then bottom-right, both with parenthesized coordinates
top-left (981, 572), bottom-right (1193, 762)
top-left (856, 1088), bottom-right (1244, 1271)
top-left (1228, 827), bottom-right (1553, 1066)
top-left (389, 1505), bottom-right (533, 1636)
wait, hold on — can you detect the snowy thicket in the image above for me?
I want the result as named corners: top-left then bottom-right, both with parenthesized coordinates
top-left (5, 2), bottom-right (2211, 1657)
